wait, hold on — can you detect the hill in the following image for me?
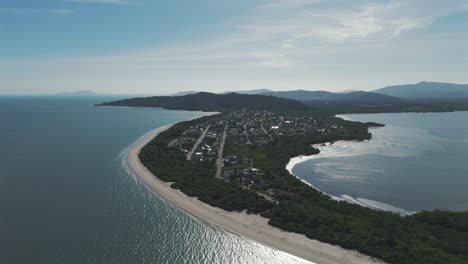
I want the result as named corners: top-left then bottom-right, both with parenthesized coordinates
top-left (333, 91), bottom-right (401, 102)
top-left (169, 90), bottom-right (198, 96)
top-left (97, 92), bottom-right (308, 111)
top-left (261, 90), bottom-right (333, 100)
top-left (223, 89), bottom-right (274, 95)
top-left (374, 81), bottom-right (468, 98)
top-left (337, 89), bottom-right (359, 93)
top-left (168, 89), bottom-right (273, 96)
top-left (261, 90), bottom-right (400, 103)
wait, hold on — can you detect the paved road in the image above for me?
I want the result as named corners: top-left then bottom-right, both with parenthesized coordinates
top-left (261, 124), bottom-right (274, 141)
top-left (243, 123), bottom-right (251, 144)
top-left (215, 125), bottom-right (228, 179)
top-left (186, 125), bottom-right (211, 161)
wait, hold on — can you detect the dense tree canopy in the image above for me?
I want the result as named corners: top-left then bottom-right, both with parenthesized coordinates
top-left (139, 114), bottom-right (468, 264)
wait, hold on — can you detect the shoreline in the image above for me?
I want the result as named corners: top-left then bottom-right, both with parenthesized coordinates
top-left (286, 143), bottom-right (347, 202)
top-left (128, 124), bottom-right (384, 264)
top-left (286, 141), bottom-right (414, 215)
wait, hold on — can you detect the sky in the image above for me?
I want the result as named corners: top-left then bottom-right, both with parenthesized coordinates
top-left (0, 0), bottom-right (467, 95)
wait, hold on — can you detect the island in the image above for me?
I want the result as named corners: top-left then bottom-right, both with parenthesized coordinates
top-left (101, 93), bottom-right (468, 264)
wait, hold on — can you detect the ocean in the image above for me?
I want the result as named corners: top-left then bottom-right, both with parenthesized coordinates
top-left (292, 111), bottom-right (468, 213)
top-left (0, 96), bottom-right (308, 264)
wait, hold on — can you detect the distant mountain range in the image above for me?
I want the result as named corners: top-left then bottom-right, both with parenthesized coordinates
top-left (169, 90), bottom-right (199, 96)
top-left (337, 90), bottom-right (359, 94)
top-left (134, 81), bottom-right (468, 105)
top-left (98, 82), bottom-right (468, 113)
top-left (243, 82), bottom-right (468, 101)
top-left (222, 89), bottom-right (274, 95)
top-left (228, 82), bottom-right (468, 101)
top-left (169, 89), bottom-right (274, 96)
top-left (98, 92), bottom-right (308, 112)
top-left (167, 89), bottom-right (398, 103)
top-left (374, 81), bottom-right (468, 99)
top-left (259, 90), bottom-right (400, 103)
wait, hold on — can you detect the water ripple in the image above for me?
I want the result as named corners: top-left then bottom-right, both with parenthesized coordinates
top-left (116, 135), bottom-right (312, 264)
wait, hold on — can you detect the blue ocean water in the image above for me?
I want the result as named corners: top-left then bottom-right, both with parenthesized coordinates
top-left (0, 96), bottom-right (309, 264)
top-left (292, 112), bottom-right (468, 212)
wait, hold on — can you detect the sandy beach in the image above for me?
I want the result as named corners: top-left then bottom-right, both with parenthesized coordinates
top-left (128, 124), bottom-right (384, 264)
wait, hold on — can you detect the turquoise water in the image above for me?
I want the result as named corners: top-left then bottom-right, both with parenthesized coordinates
top-left (292, 112), bottom-right (468, 213)
top-left (0, 97), bottom-right (309, 264)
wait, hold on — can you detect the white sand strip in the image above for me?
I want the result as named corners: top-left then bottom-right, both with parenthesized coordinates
top-left (128, 124), bottom-right (384, 264)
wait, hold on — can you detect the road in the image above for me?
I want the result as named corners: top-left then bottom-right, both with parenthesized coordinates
top-left (261, 124), bottom-right (274, 141)
top-left (186, 125), bottom-right (211, 161)
top-left (215, 125), bottom-right (228, 179)
top-left (243, 123), bottom-right (252, 145)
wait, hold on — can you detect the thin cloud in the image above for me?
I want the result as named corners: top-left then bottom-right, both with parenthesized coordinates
top-left (198, 0), bottom-right (467, 67)
top-left (5, 1), bottom-right (465, 70)
top-left (1, 0), bottom-right (467, 96)
top-left (259, 0), bottom-right (322, 10)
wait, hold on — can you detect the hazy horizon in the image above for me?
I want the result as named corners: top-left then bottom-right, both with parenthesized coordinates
top-left (1, 0), bottom-right (467, 95)
top-left (2, 80), bottom-right (468, 97)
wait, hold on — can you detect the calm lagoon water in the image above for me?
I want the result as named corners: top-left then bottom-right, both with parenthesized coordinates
top-left (292, 112), bottom-right (468, 213)
top-left (0, 96), bottom-right (309, 264)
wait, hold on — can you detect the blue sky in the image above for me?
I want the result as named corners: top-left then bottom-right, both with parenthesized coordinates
top-left (0, 0), bottom-right (467, 95)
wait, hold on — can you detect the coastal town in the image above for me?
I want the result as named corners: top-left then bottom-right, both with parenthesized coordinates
top-left (131, 102), bottom-right (464, 264)
top-left (10, 0), bottom-right (468, 262)
top-left (167, 111), bottom-right (350, 199)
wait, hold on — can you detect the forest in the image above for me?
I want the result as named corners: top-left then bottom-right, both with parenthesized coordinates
top-left (139, 113), bottom-right (468, 264)
top-left (98, 92), bottom-right (308, 112)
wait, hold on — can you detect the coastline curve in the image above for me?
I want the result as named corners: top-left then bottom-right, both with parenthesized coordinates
top-left (127, 124), bottom-right (384, 264)
top-left (286, 142), bottom-right (414, 215)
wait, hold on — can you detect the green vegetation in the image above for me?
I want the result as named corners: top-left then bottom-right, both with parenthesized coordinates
top-left (98, 91), bottom-right (468, 115)
top-left (261, 90), bottom-right (401, 103)
top-left (98, 92), bottom-right (308, 111)
top-left (226, 139), bottom-right (468, 264)
top-left (139, 114), bottom-right (468, 264)
top-left (139, 118), bottom-right (273, 214)
top-left (304, 98), bottom-right (468, 114)
top-left (96, 87), bottom-right (468, 263)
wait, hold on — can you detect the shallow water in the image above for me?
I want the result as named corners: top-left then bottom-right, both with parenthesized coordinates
top-left (0, 96), bottom-right (310, 264)
top-left (292, 112), bottom-right (468, 212)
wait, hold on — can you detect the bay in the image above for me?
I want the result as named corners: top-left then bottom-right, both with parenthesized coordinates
top-left (292, 112), bottom-right (468, 212)
top-left (0, 96), bottom-right (308, 264)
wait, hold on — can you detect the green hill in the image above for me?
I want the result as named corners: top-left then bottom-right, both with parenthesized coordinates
top-left (97, 92), bottom-right (308, 112)
top-left (261, 90), bottom-right (400, 103)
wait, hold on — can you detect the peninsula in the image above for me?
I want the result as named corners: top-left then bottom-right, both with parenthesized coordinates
top-left (102, 93), bottom-right (468, 264)
top-left (128, 123), bottom-right (381, 264)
